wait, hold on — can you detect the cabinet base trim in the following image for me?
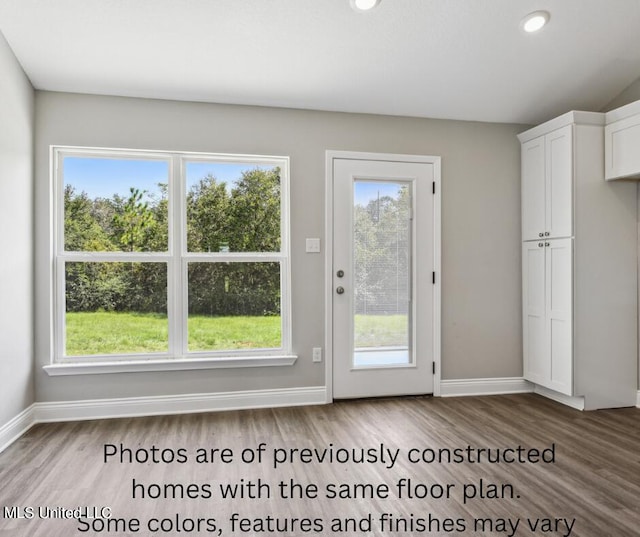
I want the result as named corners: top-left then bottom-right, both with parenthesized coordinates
top-left (440, 377), bottom-right (533, 397)
top-left (533, 385), bottom-right (585, 410)
top-left (637, 391), bottom-right (640, 409)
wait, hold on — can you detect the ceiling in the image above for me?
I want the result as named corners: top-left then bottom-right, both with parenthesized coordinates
top-left (1, 0), bottom-right (640, 125)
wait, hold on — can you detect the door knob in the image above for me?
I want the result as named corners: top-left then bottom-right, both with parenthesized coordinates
top-left (336, 286), bottom-right (345, 295)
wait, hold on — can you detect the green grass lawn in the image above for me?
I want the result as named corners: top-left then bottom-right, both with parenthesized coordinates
top-left (65, 311), bottom-right (406, 356)
top-left (65, 311), bottom-right (281, 356)
top-left (354, 314), bottom-right (408, 348)
top-left (188, 315), bottom-right (281, 352)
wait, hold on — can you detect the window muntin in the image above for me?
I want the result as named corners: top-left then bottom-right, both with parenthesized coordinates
top-left (53, 147), bottom-right (290, 363)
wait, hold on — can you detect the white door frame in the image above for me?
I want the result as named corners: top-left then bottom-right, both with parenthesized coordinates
top-left (324, 150), bottom-right (442, 401)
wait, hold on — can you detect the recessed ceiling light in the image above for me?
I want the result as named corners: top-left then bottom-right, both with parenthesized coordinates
top-left (521, 11), bottom-right (550, 33)
top-left (350, 0), bottom-right (381, 12)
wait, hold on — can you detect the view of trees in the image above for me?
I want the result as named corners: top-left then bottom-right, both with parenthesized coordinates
top-left (64, 168), bottom-right (410, 353)
top-left (64, 167), bottom-right (281, 318)
top-left (353, 185), bottom-right (410, 317)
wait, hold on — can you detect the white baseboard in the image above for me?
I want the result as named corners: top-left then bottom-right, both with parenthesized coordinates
top-left (0, 386), bottom-right (328, 453)
top-left (33, 386), bottom-right (328, 423)
top-left (637, 391), bottom-right (640, 408)
top-left (0, 406), bottom-right (36, 454)
top-left (1, 385), bottom-right (636, 454)
top-left (440, 377), bottom-right (533, 397)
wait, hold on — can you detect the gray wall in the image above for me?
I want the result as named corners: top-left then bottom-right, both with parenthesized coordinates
top-left (0, 31), bottom-right (34, 426)
top-left (603, 77), bottom-right (640, 387)
top-left (34, 91), bottom-right (524, 403)
top-left (602, 76), bottom-right (640, 112)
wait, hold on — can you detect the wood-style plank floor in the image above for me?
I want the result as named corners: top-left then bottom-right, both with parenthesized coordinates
top-left (1, 394), bottom-right (639, 536)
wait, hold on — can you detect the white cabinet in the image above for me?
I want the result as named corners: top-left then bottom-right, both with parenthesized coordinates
top-left (521, 125), bottom-right (572, 241)
top-left (523, 239), bottom-right (572, 396)
top-left (521, 136), bottom-right (545, 241)
top-left (604, 100), bottom-right (640, 180)
top-left (519, 111), bottom-right (637, 410)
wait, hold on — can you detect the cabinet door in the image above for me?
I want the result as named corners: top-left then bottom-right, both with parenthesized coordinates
top-left (546, 126), bottom-right (573, 238)
top-left (521, 136), bottom-right (545, 241)
top-left (546, 238), bottom-right (573, 395)
top-left (523, 241), bottom-right (547, 385)
top-left (605, 112), bottom-right (640, 180)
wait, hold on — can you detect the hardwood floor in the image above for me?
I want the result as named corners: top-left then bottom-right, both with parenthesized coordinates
top-left (1, 394), bottom-right (639, 536)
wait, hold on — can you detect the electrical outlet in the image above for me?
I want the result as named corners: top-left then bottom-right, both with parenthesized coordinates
top-left (312, 347), bottom-right (322, 362)
top-left (306, 238), bottom-right (321, 253)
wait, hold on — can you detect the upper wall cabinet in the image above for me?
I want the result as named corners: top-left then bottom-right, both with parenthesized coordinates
top-left (605, 100), bottom-right (640, 180)
top-left (521, 125), bottom-right (572, 241)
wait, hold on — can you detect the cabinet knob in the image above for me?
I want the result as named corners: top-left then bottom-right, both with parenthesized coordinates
top-left (538, 242), bottom-right (544, 247)
top-left (545, 242), bottom-right (550, 247)
top-left (544, 231), bottom-right (550, 237)
top-left (539, 232), bottom-right (544, 237)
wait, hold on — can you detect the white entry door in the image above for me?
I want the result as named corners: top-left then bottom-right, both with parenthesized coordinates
top-left (329, 152), bottom-right (440, 399)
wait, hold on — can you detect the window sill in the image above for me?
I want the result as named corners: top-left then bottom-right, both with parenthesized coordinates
top-left (43, 355), bottom-right (298, 376)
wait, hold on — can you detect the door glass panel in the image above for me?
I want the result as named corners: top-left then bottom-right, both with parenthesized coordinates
top-left (353, 180), bottom-right (411, 367)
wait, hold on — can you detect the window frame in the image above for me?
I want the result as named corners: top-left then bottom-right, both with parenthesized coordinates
top-left (46, 146), bottom-right (295, 376)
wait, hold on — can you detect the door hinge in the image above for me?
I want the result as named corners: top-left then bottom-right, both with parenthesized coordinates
top-left (432, 181), bottom-right (436, 194)
top-left (432, 271), bottom-right (436, 284)
top-left (432, 361), bottom-right (436, 375)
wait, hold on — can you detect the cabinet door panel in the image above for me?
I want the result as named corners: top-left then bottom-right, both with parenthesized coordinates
top-left (522, 136), bottom-right (545, 241)
top-left (605, 113), bottom-right (640, 180)
top-left (546, 126), bottom-right (573, 238)
top-left (523, 242), bottom-right (547, 384)
top-left (547, 238), bottom-right (573, 395)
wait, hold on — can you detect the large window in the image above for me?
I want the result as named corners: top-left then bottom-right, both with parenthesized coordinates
top-left (52, 147), bottom-right (291, 369)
